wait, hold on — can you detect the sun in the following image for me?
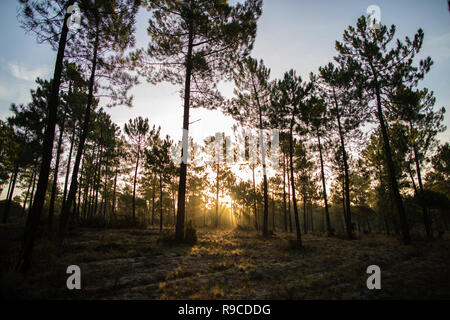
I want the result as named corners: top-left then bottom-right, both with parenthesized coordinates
top-left (219, 195), bottom-right (232, 206)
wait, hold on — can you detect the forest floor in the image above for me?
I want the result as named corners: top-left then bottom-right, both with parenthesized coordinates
top-left (1, 224), bottom-right (450, 299)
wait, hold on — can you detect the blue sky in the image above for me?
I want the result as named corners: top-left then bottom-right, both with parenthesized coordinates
top-left (0, 0), bottom-right (449, 144)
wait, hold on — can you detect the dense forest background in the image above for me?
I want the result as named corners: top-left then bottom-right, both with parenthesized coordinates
top-left (0, 0), bottom-right (449, 299)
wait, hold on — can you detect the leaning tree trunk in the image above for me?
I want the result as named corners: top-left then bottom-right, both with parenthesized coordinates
top-left (16, 0), bottom-right (74, 273)
top-left (369, 61), bottom-right (411, 245)
top-left (48, 101), bottom-right (68, 228)
top-left (57, 20), bottom-right (100, 247)
top-left (317, 134), bottom-right (332, 236)
top-left (28, 168), bottom-right (37, 217)
top-left (62, 126), bottom-right (76, 208)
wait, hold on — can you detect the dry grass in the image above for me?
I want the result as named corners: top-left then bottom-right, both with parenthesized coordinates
top-left (1, 224), bottom-right (450, 299)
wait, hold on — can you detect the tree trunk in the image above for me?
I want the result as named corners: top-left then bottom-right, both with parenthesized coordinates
top-left (272, 190), bottom-right (276, 232)
top-left (317, 134), bottom-right (332, 236)
top-left (28, 168), bottom-right (37, 217)
top-left (93, 142), bottom-right (103, 217)
top-left (111, 167), bottom-right (118, 217)
top-left (2, 164), bottom-right (19, 224)
top-left (175, 27), bottom-right (194, 241)
top-left (48, 100), bottom-right (68, 228)
top-left (286, 155), bottom-right (293, 233)
top-left (57, 19), bottom-right (100, 247)
top-left (159, 173), bottom-right (163, 231)
top-left (254, 89), bottom-right (269, 238)
top-left (22, 169), bottom-right (35, 216)
top-left (215, 162), bottom-right (219, 228)
top-left (251, 165), bottom-right (258, 230)
top-left (62, 126), bottom-right (76, 207)
top-left (289, 115), bottom-right (302, 247)
top-left (17, 1), bottom-right (74, 272)
top-left (151, 175), bottom-right (155, 225)
top-left (303, 196), bottom-right (307, 234)
top-left (332, 88), bottom-right (353, 239)
top-left (369, 61), bottom-right (411, 245)
top-left (131, 141), bottom-right (140, 223)
top-left (283, 153), bottom-right (288, 232)
top-left (409, 121), bottom-right (432, 239)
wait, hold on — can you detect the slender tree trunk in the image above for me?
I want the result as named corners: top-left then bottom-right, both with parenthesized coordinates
top-left (17, 1), bottom-right (74, 272)
top-left (369, 61), bottom-right (411, 245)
top-left (282, 153), bottom-right (288, 232)
top-left (254, 88), bottom-right (269, 238)
top-left (111, 167), bottom-right (118, 217)
top-left (159, 173), bottom-right (163, 231)
top-left (341, 175), bottom-right (346, 233)
top-left (332, 88), bottom-right (353, 239)
top-left (175, 27), bottom-right (194, 241)
top-left (286, 155), bottom-right (293, 233)
top-left (251, 165), bottom-right (258, 231)
top-left (93, 143), bottom-right (103, 217)
top-left (151, 175), bottom-right (156, 225)
top-left (102, 165), bottom-right (109, 219)
top-left (22, 169), bottom-right (35, 216)
top-left (77, 164), bottom-right (82, 218)
top-left (215, 162), bottom-right (220, 228)
top-left (57, 19), bottom-right (100, 247)
top-left (317, 134), bottom-right (332, 236)
top-left (409, 121), bottom-right (432, 239)
top-left (271, 190), bottom-right (276, 232)
top-left (289, 115), bottom-right (302, 247)
top-left (5, 173), bottom-right (13, 202)
top-left (172, 189), bottom-right (176, 226)
top-left (28, 168), bottom-right (37, 217)
top-left (131, 141), bottom-right (140, 224)
top-left (303, 195), bottom-right (307, 234)
top-left (48, 101), bottom-right (68, 228)
top-left (62, 126), bottom-right (76, 207)
top-left (2, 164), bottom-right (19, 224)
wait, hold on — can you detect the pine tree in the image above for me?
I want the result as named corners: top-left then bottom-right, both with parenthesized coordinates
top-left (135, 0), bottom-right (262, 241)
top-left (335, 16), bottom-right (432, 244)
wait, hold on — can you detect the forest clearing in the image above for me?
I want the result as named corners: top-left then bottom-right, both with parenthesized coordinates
top-left (1, 0), bottom-right (449, 302)
top-left (1, 220), bottom-right (450, 299)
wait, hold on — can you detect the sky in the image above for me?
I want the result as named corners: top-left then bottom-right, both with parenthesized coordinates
top-left (0, 0), bottom-right (449, 149)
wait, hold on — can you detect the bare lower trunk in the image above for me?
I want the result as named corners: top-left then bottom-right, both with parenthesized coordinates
top-left (289, 115), bottom-right (302, 247)
top-left (332, 88), bottom-right (353, 239)
top-left (175, 28), bottom-right (194, 241)
top-left (17, 1), bottom-right (74, 272)
top-left (2, 164), bottom-right (19, 224)
top-left (57, 20), bottom-right (100, 247)
top-left (317, 134), bottom-right (332, 236)
top-left (369, 61), bottom-right (411, 245)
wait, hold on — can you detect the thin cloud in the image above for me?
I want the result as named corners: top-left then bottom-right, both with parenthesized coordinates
top-left (8, 61), bottom-right (50, 81)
